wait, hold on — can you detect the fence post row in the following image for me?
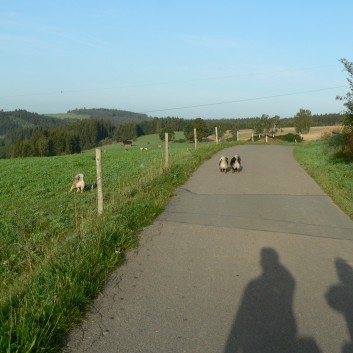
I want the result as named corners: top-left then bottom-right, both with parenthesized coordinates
top-left (95, 127), bottom-right (262, 215)
top-left (95, 148), bottom-right (104, 215)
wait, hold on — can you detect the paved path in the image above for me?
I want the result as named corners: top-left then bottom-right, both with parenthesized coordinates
top-left (65, 145), bottom-right (353, 353)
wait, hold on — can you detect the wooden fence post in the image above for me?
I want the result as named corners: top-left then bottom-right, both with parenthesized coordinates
top-left (165, 132), bottom-right (169, 168)
top-left (95, 148), bottom-right (103, 215)
top-left (215, 127), bottom-right (218, 144)
top-left (194, 128), bottom-right (197, 149)
top-left (237, 130), bottom-right (239, 141)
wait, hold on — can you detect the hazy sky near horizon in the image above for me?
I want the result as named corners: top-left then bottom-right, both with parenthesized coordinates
top-left (1, 0), bottom-right (353, 119)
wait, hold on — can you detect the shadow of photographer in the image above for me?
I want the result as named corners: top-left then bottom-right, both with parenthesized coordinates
top-left (224, 248), bottom-right (321, 353)
top-left (326, 258), bottom-right (353, 353)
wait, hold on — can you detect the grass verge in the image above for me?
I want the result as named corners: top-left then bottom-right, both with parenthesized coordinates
top-left (0, 141), bottom-right (232, 352)
top-left (294, 139), bottom-right (353, 220)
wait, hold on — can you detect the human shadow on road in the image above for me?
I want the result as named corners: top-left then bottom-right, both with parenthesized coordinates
top-left (326, 257), bottom-right (353, 353)
top-left (223, 248), bottom-right (321, 353)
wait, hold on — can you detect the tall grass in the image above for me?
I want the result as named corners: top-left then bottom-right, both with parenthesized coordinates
top-left (294, 138), bottom-right (353, 220)
top-left (0, 139), bottom-right (231, 352)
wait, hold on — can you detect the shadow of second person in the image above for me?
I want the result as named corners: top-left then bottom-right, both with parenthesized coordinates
top-left (326, 257), bottom-right (353, 353)
top-left (224, 248), bottom-right (321, 353)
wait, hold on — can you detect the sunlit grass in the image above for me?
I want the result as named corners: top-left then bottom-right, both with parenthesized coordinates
top-left (294, 139), bottom-right (353, 220)
top-left (0, 137), bottom-right (232, 352)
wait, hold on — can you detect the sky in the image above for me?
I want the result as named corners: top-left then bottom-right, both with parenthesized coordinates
top-left (1, 0), bottom-right (353, 119)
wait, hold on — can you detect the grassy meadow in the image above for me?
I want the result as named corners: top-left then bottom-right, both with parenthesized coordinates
top-left (0, 136), bottom-right (232, 352)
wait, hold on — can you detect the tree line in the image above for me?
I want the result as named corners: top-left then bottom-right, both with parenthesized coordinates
top-left (1, 119), bottom-right (113, 158)
top-left (0, 110), bottom-right (344, 159)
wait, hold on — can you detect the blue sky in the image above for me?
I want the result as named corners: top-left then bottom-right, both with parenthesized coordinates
top-left (1, 0), bottom-right (353, 119)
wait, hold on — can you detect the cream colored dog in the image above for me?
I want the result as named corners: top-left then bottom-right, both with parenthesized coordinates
top-left (69, 174), bottom-right (85, 192)
top-left (219, 156), bottom-right (229, 173)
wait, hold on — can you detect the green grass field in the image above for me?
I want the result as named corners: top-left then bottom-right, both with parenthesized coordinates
top-left (0, 136), bottom-right (193, 296)
top-left (0, 135), bottom-right (229, 352)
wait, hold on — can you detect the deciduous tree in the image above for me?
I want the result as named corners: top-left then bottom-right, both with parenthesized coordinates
top-left (159, 127), bottom-right (175, 141)
top-left (294, 109), bottom-right (312, 135)
top-left (336, 58), bottom-right (353, 154)
top-left (184, 118), bottom-right (210, 142)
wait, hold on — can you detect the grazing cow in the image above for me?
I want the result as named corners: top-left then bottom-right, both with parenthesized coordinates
top-left (69, 174), bottom-right (85, 192)
top-left (219, 156), bottom-right (229, 173)
top-left (230, 155), bottom-right (242, 173)
top-left (122, 140), bottom-right (133, 150)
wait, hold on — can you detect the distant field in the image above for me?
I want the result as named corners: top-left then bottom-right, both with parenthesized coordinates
top-left (235, 126), bottom-right (341, 141)
top-left (46, 113), bottom-right (91, 120)
top-left (131, 131), bottom-right (186, 147)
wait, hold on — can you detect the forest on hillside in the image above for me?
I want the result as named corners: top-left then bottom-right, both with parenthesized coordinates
top-left (0, 108), bottom-right (151, 138)
top-left (0, 109), bottom-right (344, 159)
top-left (0, 109), bottom-right (70, 136)
top-left (1, 119), bottom-right (114, 158)
top-left (67, 108), bottom-right (150, 124)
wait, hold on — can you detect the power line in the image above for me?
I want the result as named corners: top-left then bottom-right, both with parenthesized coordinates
top-left (0, 64), bottom-right (340, 99)
top-left (141, 85), bottom-right (348, 113)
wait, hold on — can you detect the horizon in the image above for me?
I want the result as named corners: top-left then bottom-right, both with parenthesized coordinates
top-left (2, 107), bottom-right (345, 121)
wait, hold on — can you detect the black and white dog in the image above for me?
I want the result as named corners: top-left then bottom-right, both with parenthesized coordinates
top-left (230, 155), bottom-right (242, 173)
top-left (219, 156), bottom-right (229, 173)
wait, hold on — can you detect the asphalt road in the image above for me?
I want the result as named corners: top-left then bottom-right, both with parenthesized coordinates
top-left (64, 145), bottom-right (353, 353)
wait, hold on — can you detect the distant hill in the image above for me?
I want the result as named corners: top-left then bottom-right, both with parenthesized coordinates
top-left (0, 109), bottom-right (70, 136)
top-left (0, 108), bottom-right (151, 138)
top-left (65, 108), bottom-right (151, 125)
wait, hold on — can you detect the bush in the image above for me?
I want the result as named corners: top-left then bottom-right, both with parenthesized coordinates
top-left (277, 133), bottom-right (303, 142)
top-left (327, 133), bottom-right (353, 161)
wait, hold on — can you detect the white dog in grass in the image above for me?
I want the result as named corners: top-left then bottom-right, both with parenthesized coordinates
top-left (69, 174), bottom-right (85, 192)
